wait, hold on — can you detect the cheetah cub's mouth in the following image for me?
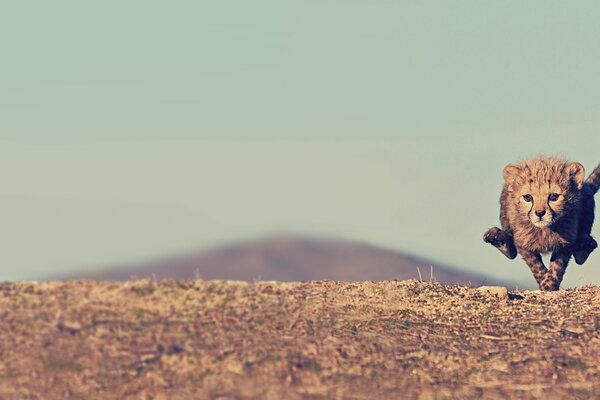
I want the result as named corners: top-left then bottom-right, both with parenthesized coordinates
top-left (532, 218), bottom-right (552, 228)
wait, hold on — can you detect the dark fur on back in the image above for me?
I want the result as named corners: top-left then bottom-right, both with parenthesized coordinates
top-left (484, 156), bottom-right (600, 291)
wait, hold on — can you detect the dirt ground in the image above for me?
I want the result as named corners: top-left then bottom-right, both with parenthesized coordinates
top-left (1, 279), bottom-right (600, 399)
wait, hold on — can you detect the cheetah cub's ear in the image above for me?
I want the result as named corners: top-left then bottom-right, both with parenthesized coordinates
top-left (564, 162), bottom-right (585, 190)
top-left (502, 164), bottom-right (521, 189)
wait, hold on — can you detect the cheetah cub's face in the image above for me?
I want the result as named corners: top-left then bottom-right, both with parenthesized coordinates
top-left (516, 181), bottom-right (565, 228)
top-left (503, 159), bottom-right (585, 229)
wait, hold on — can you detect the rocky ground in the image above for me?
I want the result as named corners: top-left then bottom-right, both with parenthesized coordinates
top-left (1, 279), bottom-right (600, 399)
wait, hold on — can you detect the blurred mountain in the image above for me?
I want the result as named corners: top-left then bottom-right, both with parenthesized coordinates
top-left (59, 235), bottom-right (513, 287)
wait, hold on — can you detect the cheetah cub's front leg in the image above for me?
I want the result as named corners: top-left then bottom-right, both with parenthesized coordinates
top-left (540, 247), bottom-right (572, 291)
top-left (519, 247), bottom-right (571, 291)
top-left (519, 250), bottom-right (549, 289)
top-left (483, 227), bottom-right (517, 260)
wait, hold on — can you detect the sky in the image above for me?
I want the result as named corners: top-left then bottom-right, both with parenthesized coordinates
top-left (2, 1), bottom-right (600, 287)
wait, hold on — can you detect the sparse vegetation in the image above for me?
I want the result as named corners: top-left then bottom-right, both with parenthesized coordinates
top-left (1, 279), bottom-right (600, 399)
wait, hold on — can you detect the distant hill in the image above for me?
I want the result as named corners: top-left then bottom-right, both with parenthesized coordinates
top-left (60, 235), bottom-right (511, 287)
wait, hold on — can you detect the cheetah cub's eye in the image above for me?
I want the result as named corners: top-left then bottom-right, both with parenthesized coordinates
top-left (523, 194), bottom-right (533, 202)
top-left (548, 193), bottom-right (560, 201)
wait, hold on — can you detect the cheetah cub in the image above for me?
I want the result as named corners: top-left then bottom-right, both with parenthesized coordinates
top-left (484, 156), bottom-right (600, 291)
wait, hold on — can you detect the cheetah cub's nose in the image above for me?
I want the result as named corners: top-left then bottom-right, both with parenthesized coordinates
top-left (535, 210), bottom-right (546, 218)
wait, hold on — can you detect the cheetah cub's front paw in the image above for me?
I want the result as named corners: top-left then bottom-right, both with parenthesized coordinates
top-left (484, 227), bottom-right (506, 246)
top-left (573, 235), bottom-right (598, 265)
top-left (483, 227), bottom-right (517, 259)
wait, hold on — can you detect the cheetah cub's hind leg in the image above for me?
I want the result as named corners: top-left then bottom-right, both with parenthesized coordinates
top-left (573, 235), bottom-right (598, 265)
top-left (484, 227), bottom-right (518, 260)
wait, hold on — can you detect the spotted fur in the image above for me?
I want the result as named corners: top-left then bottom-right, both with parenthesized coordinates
top-left (484, 156), bottom-right (600, 291)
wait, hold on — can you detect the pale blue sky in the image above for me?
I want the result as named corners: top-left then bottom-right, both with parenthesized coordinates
top-left (2, 2), bottom-right (600, 286)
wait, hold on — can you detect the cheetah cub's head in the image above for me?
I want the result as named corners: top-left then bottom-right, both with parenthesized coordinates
top-left (503, 156), bottom-right (585, 228)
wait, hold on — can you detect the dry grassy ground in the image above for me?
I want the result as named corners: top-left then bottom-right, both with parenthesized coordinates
top-left (1, 279), bottom-right (600, 399)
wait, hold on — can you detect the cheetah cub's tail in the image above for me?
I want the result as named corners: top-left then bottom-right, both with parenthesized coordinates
top-left (586, 164), bottom-right (600, 195)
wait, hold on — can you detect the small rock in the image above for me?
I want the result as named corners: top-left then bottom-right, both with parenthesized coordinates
top-left (563, 325), bottom-right (585, 335)
top-left (57, 320), bottom-right (82, 334)
top-left (477, 286), bottom-right (509, 300)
